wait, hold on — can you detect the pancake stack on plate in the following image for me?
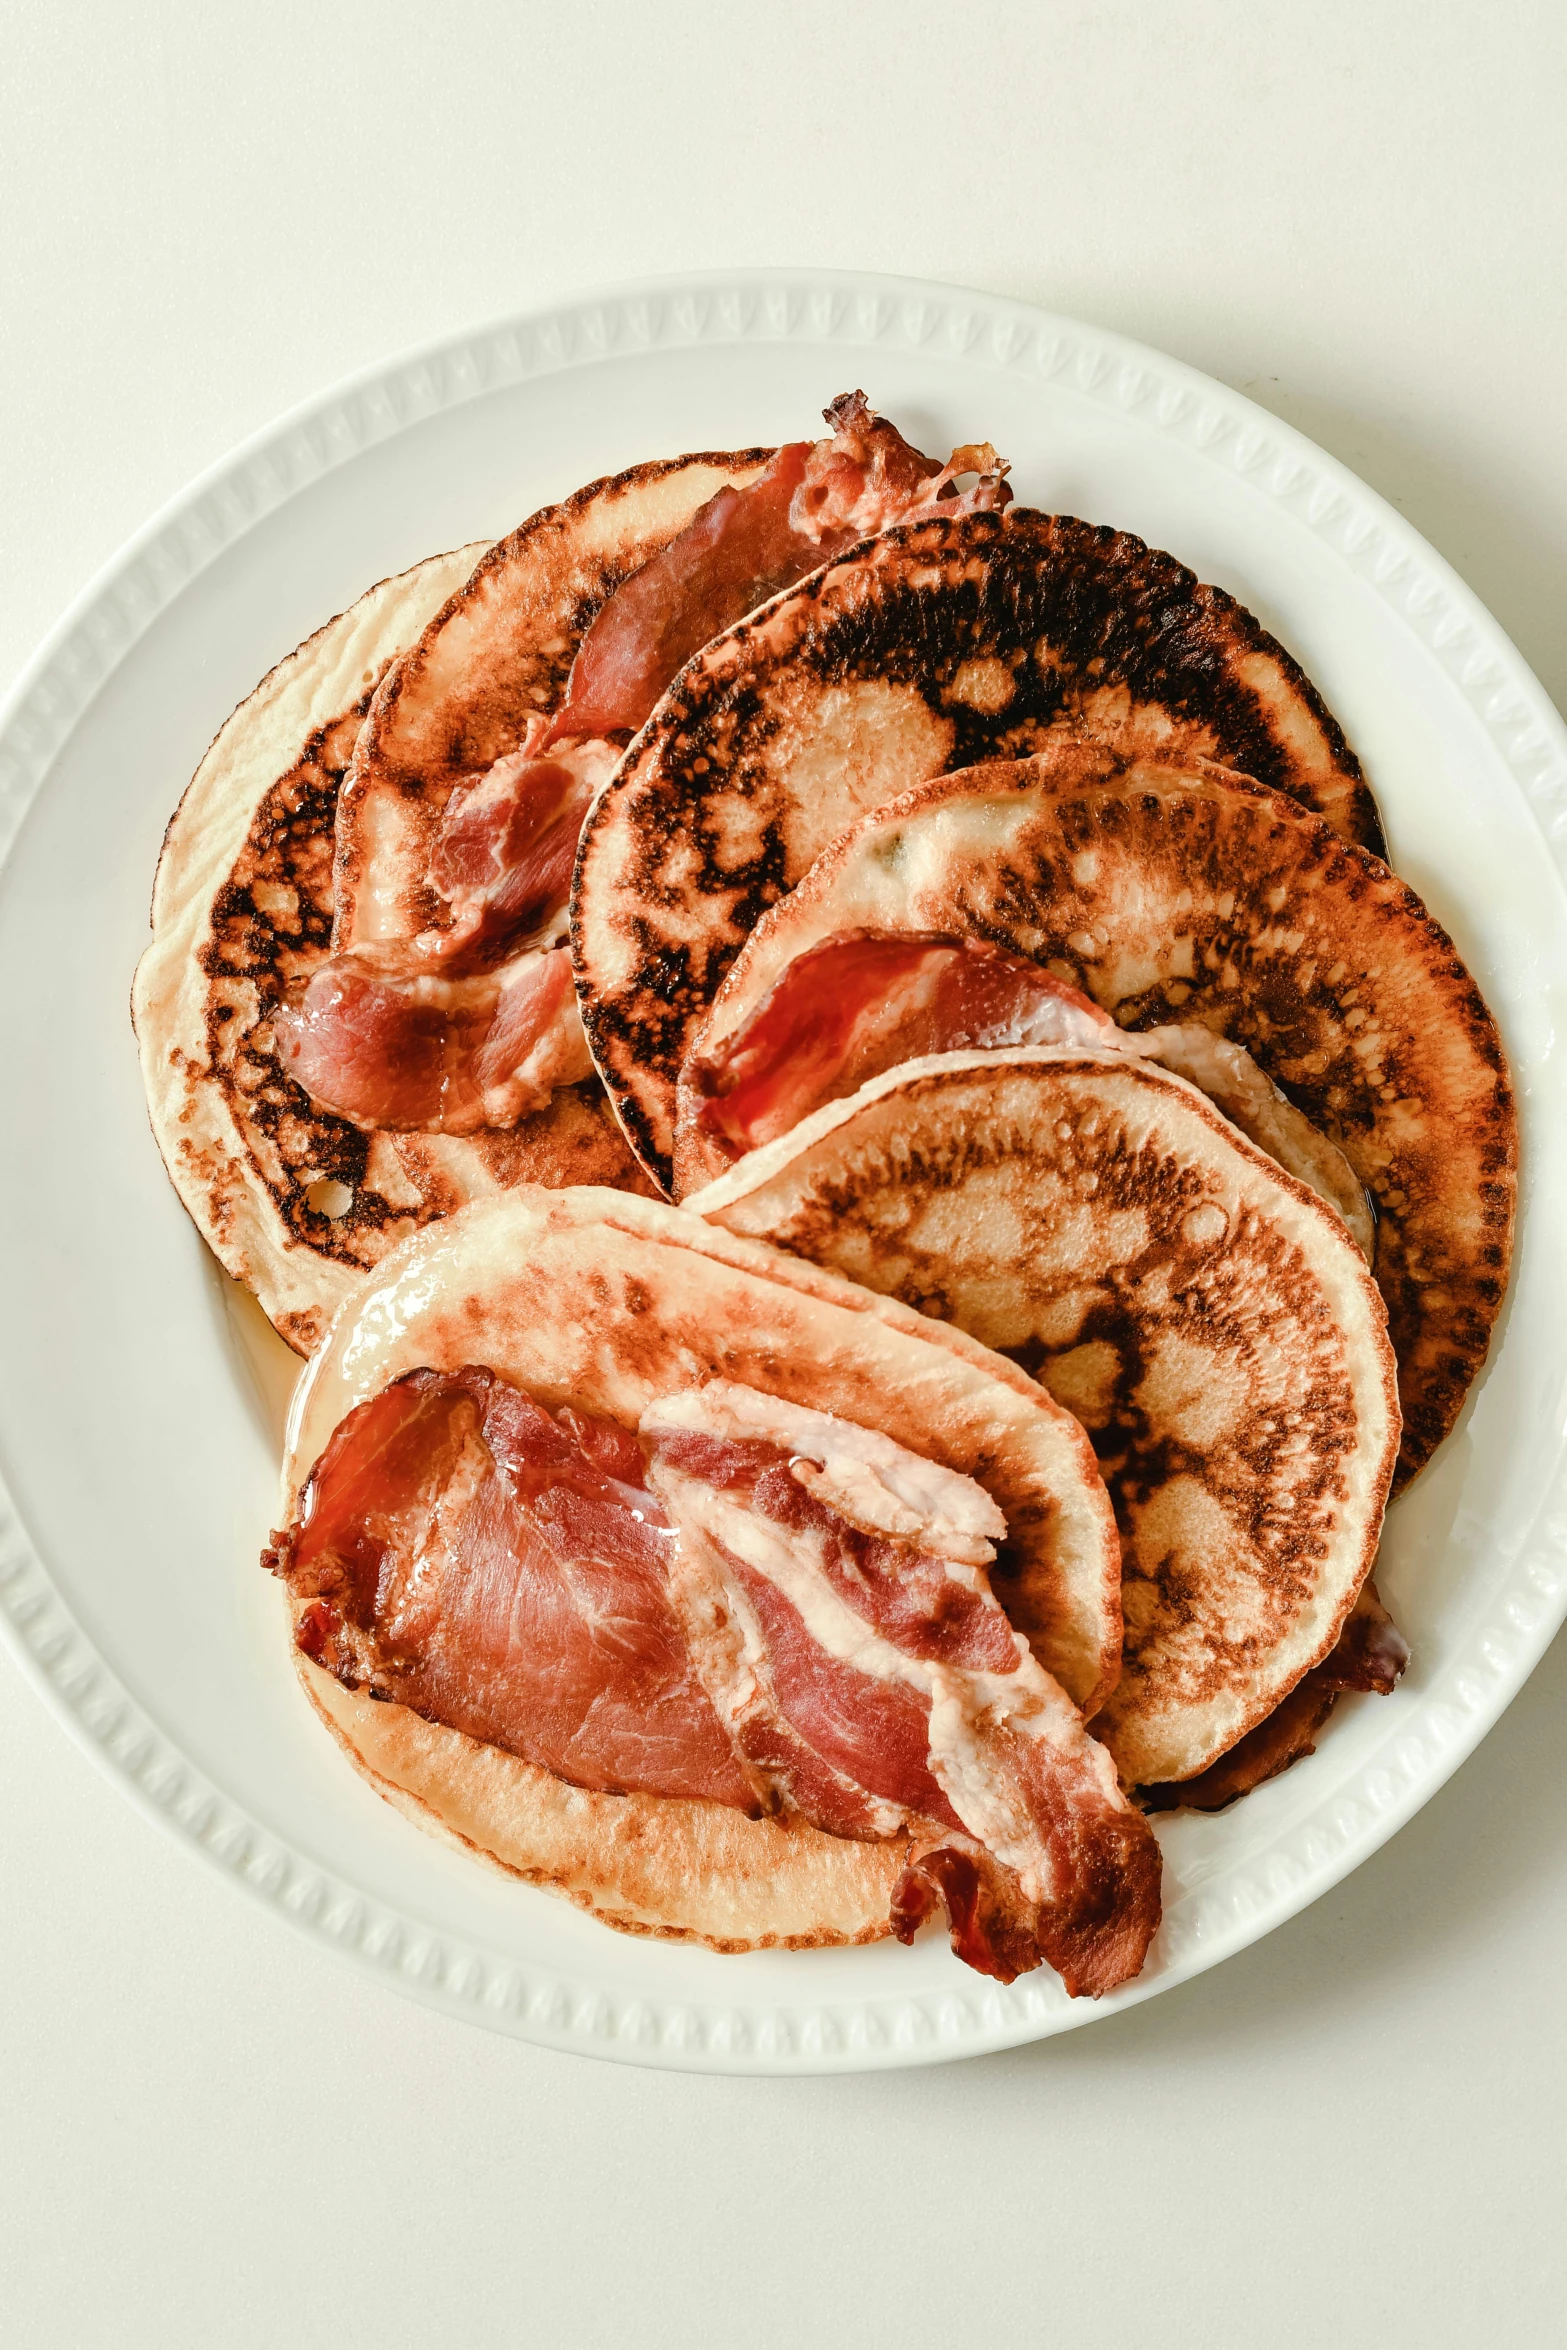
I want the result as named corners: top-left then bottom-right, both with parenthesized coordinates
top-left (133, 394), bottom-right (1517, 1990)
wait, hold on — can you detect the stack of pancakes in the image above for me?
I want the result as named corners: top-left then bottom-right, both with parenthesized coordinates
top-left (134, 407), bottom-right (1515, 1972)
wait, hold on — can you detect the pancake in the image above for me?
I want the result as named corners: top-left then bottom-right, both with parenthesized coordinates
top-left (133, 552), bottom-right (652, 1357)
top-left (1139, 1579), bottom-right (1410, 1812)
top-left (678, 745), bottom-right (1516, 1486)
top-left (279, 1187), bottom-right (1128, 1951)
top-left (573, 508), bottom-right (1382, 1188)
top-left (687, 1053), bottom-right (1401, 1785)
top-left (335, 451), bottom-right (772, 949)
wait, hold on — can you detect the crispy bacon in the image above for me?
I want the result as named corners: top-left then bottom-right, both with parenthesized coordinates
top-left (553, 393), bottom-right (1011, 742)
top-left (685, 931), bottom-right (1117, 1159)
top-left (790, 392), bottom-right (1011, 549)
top-left (554, 442), bottom-right (816, 743)
top-left (265, 1367), bottom-right (756, 1807)
top-left (272, 940), bottom-right (586, 1133)
top-left (723, 1552), bottom-right (966, 1836)
top-left (643, 1388), bottom-right (1161, 1994)
top-left (273, 734), bottom-right (595, 1133)
top-left (1318, 1580), bottom-right (1410, 1695)
top-left (890, 1845), bottom-right (1041, 1981)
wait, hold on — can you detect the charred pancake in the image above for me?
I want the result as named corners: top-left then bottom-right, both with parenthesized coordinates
top-left (133, 552), bottom-right (652, 1356)
top-left (279, 1187), bottom-right (1127, 1951)
top-left (687, 1054), bottom-right (1401, 1785)
top-left (573, 508), bottom-right (1381, 1188)
top-left (678, 745), bottom-right (1515, 1486)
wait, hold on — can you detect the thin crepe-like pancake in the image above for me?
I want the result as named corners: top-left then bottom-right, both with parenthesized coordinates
top-left (687, 1054), bottom-right (1400, 1785)
top-left (133, 553), bottom-right (651, 1356)
top-left (335, 452), bottom-right (771, 948)
top-left (682, 745), bottom-right (1515, 1486)
top-left (573, 509), bottom-right (1381, 1187)
top-left (280, 1186), bottom-right (1124, 1949)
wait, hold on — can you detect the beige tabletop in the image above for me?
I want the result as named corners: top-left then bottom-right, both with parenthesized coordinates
top-left (3, 3), bottom-right (1565, 2343)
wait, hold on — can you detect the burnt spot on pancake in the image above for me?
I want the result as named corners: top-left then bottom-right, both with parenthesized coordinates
top-left (575, 510), bottom-right (1380, 1190)
top-left (775, 518), bottom-right (1372, 817)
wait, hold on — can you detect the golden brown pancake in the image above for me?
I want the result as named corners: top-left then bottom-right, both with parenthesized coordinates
top-left (280, 1187), bottom-right (1126, 1948)
top-left (677, 745), bottom-right (1515, 1487)
top-left (687, 1053), bottom-right (1400, 1785)
top-left (573, 509), bottom-right (1381, 1189)
top-left (133, 552), bottom-right (651, 1356)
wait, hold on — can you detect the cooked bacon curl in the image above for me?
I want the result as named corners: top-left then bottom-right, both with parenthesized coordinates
top-left (273, 940), bottom-right (586, 1133)
top-left (424, 742), bottom-right (592, 963)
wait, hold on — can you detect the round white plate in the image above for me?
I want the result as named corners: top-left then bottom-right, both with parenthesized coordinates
top-left (2, 271), bottom-right (1564, 2075)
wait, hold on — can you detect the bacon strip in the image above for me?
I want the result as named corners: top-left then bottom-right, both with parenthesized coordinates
top-left (685, 932), bottom-right (1116, 1159)
top-left (266, 1367), bottom-right (757, 1806)
top-left (555, 393), bottom-right (1011, 743)
top-left (553, 442), bottom-right (816, 743)
top-left (272, 940), bottom-right (587, 1133)
top-left (425, 744), bottom-right (592, 962)
top-left (270, 738), bottom-right (595, 1133)
top-left (683, 929), bottom-right (1376, 1258)
top-left (642, 1388), bottom-right (1161, 1994)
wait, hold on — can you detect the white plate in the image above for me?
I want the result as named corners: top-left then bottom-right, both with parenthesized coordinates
top-left (2, 270), bottom-right (1565, 2075)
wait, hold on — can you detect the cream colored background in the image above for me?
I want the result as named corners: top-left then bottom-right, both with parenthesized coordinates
top-left (3, 4), bottom-right (1565, 2343)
